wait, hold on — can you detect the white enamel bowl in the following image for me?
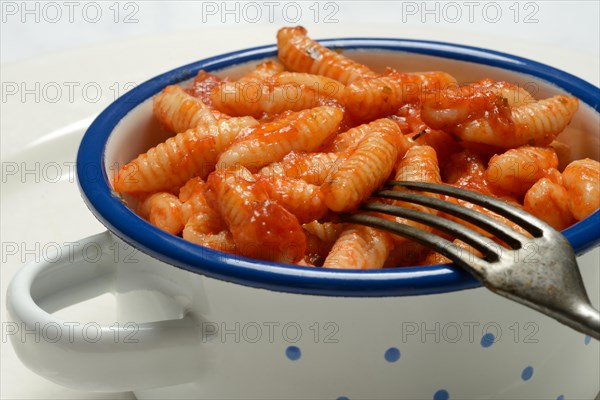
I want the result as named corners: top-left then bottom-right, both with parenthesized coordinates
top-left (7, 38), bottom-right (600, 399)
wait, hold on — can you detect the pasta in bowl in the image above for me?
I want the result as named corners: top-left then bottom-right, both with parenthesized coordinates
top-left (7, 27), bottom-right (600, 398)
top-left (108, 26), bottom-right (598, 273)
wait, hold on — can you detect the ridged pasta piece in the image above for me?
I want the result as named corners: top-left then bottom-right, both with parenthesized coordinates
top-left (421, 81), bottom-right (579, 148)
top-left (486, 146), bottom-right (558, 195)
top-left (328, 122), bottom-right (377, 152)
top-left (206, 166), bottom-right (257, 228)
top-left (217, 106), bottom-right (343, 171)
top-left (258, 151), bottom-right (342, 185)
top-left (327, 121), bottom-right (375, 152)
top-left (389, 146), bottom-right (442, 240)
top-left (562, 158), bottom-right (600, 220)
top-left (524, 175), bottom-right (575, 230)
top-left (345, 71), bottom-right (457, 121)
top-left (322, 225), bottom-right (394, 269)
top-left (114, 132), bottom-right (215, 195)
top-left (329, 118), bottom-right (411, 154)
top-left (260, 174), bottom-right (328, 223)
top-left (322, 119), bottom-right (404, 212)
top-left (395, 145), bottom-right (442, 186)
top-left (153, 85), bottom-right (218, 132)
top-left (273, 72), bottom-right (346, 101)
top-left (137, 192), bottom-right (184, 235)
top-left (211, 81), bottom-right (321, 118)
top-left (113, 117), bottom-right (258, 194)
top-left (504, 96), bottom-right (579, 146)
top-left (207, 166), bottom-right (306, 263)
top-left (277, 26), bottom-right (376, 84)
top-left (211, 61), bottom-right (330, 117)
top-left (211, 116), bottom-right (259, 153)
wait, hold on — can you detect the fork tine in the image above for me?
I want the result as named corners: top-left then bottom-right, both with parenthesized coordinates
top-left (359, 202), bottom-right (501, 261)
top-left (386, 181), bottom-right (547, 237)
top-left (349, 182), bottom-right (600, 341)
top-left (340, 213), bottom-right (490, 275)
top-left (373, 190), bottom-right (528, 248)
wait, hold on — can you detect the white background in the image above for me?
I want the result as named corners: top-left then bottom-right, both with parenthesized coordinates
top-left (2, 1), bottom-right (599, 64)
top-left (1, 1), bottom-right (599, 399)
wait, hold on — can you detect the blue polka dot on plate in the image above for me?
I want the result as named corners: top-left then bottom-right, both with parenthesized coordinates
top-left (336, 397), bottom-right (350, 400)
top-left (480, 332), bottom-right (495, 348)
top-left (521, 366), bottom-right (534, 381)
top-left (384, 347), bottom-right (401, 362)
top-left (433, 389), bottom-right (449, 400)
top-left (584, 335), bottom-right (591, 345)
top-left (556, 395), bottom-right (565, 400)
top-left (285, 345), bottom-right (301, 361)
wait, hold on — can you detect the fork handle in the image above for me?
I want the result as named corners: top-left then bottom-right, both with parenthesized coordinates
top-left (568, 303), bottom-right (600, 341)
top-left (546, 301), bottom-right (600, 341)
top-left (501, 293), bottom-right (600, 340)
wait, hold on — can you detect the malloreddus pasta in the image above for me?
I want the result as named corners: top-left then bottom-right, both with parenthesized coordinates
top-left (112, 26), bottom-right (600, 269)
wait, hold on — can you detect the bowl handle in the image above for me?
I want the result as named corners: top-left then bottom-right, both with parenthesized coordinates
top-left (6, 231), bottom-right (205, 392)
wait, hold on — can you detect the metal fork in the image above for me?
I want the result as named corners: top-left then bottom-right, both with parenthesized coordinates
top-left (341, 180), bottom-right (600, 340)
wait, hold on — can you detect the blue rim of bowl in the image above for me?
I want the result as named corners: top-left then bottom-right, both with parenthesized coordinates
top-left (77, 37), bottom-right (600, 297)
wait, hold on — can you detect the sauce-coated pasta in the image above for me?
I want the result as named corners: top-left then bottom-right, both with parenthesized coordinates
top-left (113, 26), bottom-right (598, 269)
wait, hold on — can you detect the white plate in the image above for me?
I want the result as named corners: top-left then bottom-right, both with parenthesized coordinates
top-left (2, 25), bottom-right (599, 399)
